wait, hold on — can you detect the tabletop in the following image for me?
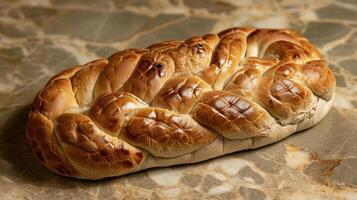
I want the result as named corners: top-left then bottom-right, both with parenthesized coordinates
top-left (0, 0), bottom-right (356, 199)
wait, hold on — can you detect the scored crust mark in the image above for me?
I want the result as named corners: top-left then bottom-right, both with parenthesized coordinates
top-left (224, 57), bottom-right (279, 98)
top-left (26, 67), bottom-right (82, 177)
top-left (123, 107), bottom-right (217, 158)
top-left (55, 113), bottom-right (145, 179)
top-left (192, 91), bottom-right (274, 140)
top-left (152, 76), bottom-right (212, 114)
top-left (26, 112), bottom-right (78, 176)
top-left (225, 67), bottom-right (262, 98)
top-left (253, 77), bottom-right (317, 124)
top-left (94, 49), bottom-right (147, 99)
top-left (89, 92), bottom-right (147, 136)
top-left (32, 68), bottom-right (80, 119)
top-left (26, 27), bottom-right (336, 179)
top-left (199, 28), bottom-right (253, 90)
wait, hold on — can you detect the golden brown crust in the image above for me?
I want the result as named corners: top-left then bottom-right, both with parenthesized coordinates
top-left (152, 76), bottom-right (212, 113)
top-left (170, 34), bottom-right (219, 76)
top-left (26, 27), bottom-right (336, 179)
top-left (224, 57), bottom-right (278, 97)
top-left (246, 29), bottom-right (301, 57)
top-left (225, 67), bottom-right (262, 98)
top-left (199, 28), bottom-right (253, 90)
top-left (94, 49), bottom-right (147, 99)
top-left (300, 60), bottom-right (336, 100)
top-left (147, 40), bottom-right (183, 52)
top-left (55, 113), bottom-right (145, 179)
top-left (26, 112), bottom-right (77, 177)
top-left (89, 92), bottom-right (147, 136)
top-left (32, 72), bottom-right (78, 119)
top-left (123, 107), bottom-right (216, 158)
top-left (192, 91), bottom-right (274, 139)
top-left (253, 77), bottom-right (316, 123)
top-left (120, 52), bottom-right (175, 103)
top-left (71, 59), bottom-right (108, 106)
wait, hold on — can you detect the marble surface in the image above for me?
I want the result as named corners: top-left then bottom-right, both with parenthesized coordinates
top-left (0, 0), bottom-right (356, 199)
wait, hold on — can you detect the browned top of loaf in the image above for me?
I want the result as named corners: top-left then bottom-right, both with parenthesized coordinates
top-left (26, 27), bottom-right (336, 179)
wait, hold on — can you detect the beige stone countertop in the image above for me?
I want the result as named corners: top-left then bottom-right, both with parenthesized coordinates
top-left (0, 0), bottom-right (356, 199)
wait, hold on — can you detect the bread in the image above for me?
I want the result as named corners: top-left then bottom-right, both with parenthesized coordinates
top-left (26, 28), bottom-right (336, 180)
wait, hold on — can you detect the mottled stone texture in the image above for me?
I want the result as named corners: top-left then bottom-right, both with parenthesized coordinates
top-left (0, 0), bottom-right (356, 199)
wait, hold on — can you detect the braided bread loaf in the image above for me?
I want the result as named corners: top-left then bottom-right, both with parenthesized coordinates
top-left (26, 28), bottom-right (336, 180)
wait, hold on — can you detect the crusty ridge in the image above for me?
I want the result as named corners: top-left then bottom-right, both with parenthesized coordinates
top-left (26, 28), bottom-right (336, 180)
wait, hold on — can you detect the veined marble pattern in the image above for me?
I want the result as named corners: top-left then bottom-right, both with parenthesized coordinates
top-left (0, 0), bottom-right (356, 199)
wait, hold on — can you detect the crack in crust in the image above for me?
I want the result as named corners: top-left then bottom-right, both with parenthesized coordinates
top-left (26, 27), bottom-right (336, 179)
